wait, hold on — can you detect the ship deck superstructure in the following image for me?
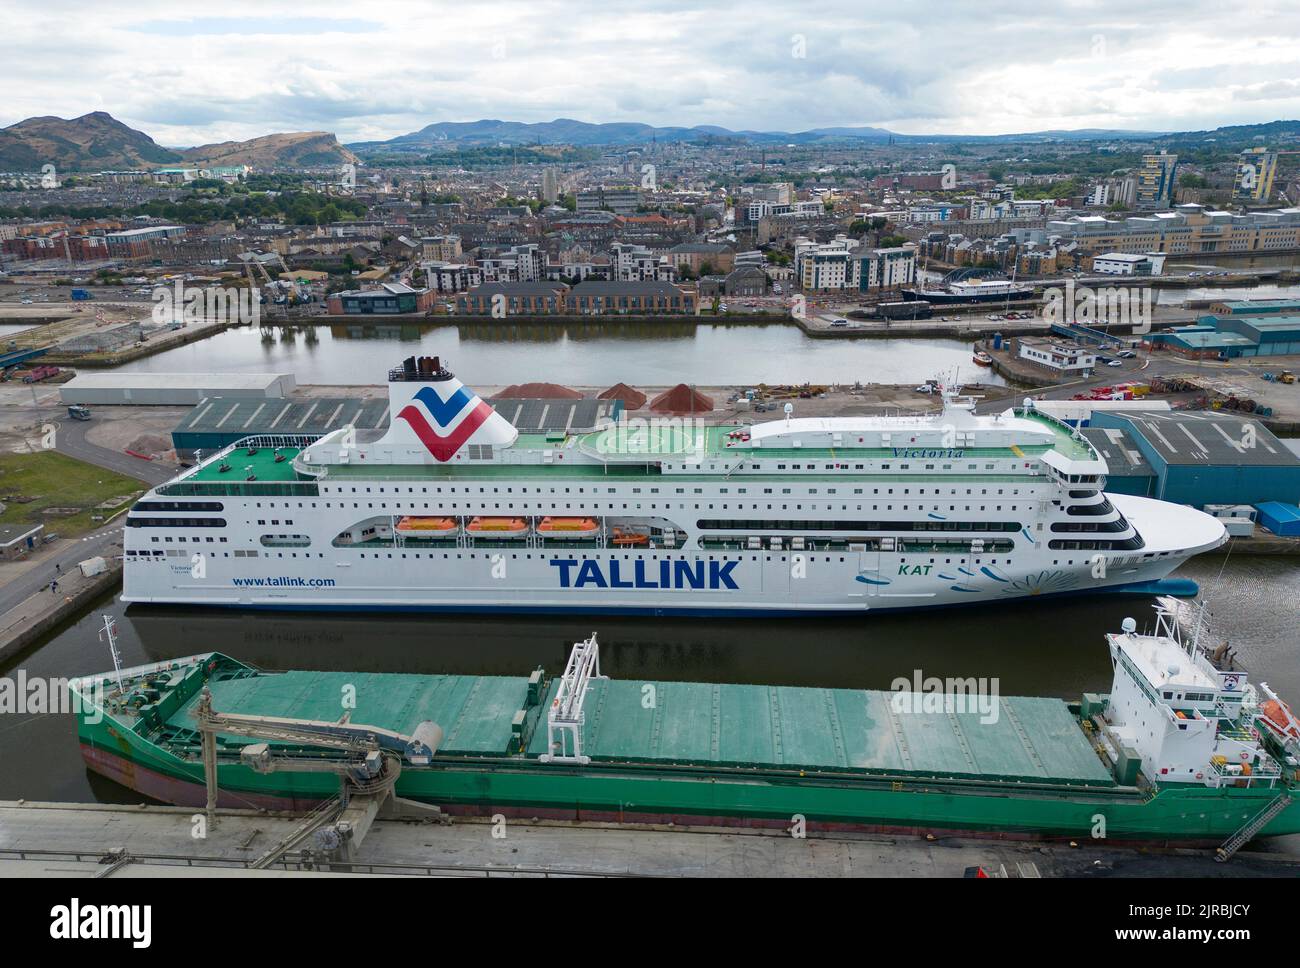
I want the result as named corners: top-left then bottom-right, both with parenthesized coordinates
top-left (122, 357), bottom-right (1227, 614)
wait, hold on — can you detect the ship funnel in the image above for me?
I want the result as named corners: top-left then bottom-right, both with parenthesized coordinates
top-left (378, 358), bottom-right (517, 461)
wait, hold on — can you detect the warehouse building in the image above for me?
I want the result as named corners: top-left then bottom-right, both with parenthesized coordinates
top-left (1149, 314), bottom-right (1300, 358)
top-left (171, 395), bottom-right (621, 457)
top-left (1089, 409), bottom-right (1300, 508)
top-left (1205, 298), bottom-right (1300, 317)
top-left (1081, 427), bottom-right (1157, 497)
top-left (61, 372), bottom-right (295, 405)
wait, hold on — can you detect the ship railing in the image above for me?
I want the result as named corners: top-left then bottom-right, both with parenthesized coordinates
top-left (178, 434), bottom-right (321, 482)
top-left (1207, 757), bottom-right (1282, 788)
top-left (229, 434), bottom-right (321, 452)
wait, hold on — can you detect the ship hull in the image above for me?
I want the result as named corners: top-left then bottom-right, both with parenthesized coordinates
top-left (901, 287), bottom-right (1035, 304)
top-left (121, 577), bottom-right (1198, 617)
top-left (123, 488), bottom-right (1224, 615)
top-left (75, 735), bottom-right (1300, 845)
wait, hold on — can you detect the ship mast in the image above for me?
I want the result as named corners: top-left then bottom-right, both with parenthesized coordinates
top-left (98, 614), bottom-right (124, 694)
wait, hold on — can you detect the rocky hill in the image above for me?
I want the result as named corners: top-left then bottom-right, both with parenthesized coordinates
top-left (0, 112), bottom-right (358, 171)
top-left (182, 131), bottom-right (359, 168)
top-left (0, 111), bottom-right (182, 170)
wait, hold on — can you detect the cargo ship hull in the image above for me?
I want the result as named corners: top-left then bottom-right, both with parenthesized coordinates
top-left (71, 652), bottom-right (1300, 844)
top-left (74, 727), bottom-right (1295, 845)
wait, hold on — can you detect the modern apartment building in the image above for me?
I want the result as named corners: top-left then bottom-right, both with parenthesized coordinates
top-left (1135, 152), bottom-right (1178, 209)
top-left (794, 236), bottom-right (917, 292)
top-left (1234, 147), bottom-right (1278, 203)
top-left (455, 280), bottom-right (696, 315)
top-left (1047, 204), bottom-right (1300, 256)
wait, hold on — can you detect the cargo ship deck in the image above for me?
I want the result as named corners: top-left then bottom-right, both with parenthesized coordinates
top-left (110, 657), bottom-right (1117, 789)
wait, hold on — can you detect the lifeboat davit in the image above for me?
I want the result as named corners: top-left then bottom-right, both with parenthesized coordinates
top-left (973, 351), bottom-right (993, 367)
top-left (1259, 699), bottom-right (1300, 744)
top-left (537, 516), bottom-right (599, 537)
top-left (395, 516), bottom-right (459, 536)
top-left (466, 516), bottom-right (530, 538)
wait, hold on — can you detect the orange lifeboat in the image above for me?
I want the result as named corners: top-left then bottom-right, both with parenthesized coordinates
top-left (611, 528), bottom-right (650, 547)
top-left (1259, 698), bottom-right (1300, 744)
top-left (537, 516), bottom-right (599, 537)
top-left (466, 517), bottom-right (530, 538)
top-left (395, 516), bottom-right (458, 536)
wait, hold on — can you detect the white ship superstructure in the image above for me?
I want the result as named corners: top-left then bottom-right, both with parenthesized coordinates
top-left (121, 356), bottom-right (1227, 615)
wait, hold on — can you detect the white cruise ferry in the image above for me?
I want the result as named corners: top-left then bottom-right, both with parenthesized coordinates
top-left (901, 278), bottom-right (1035, 304)
top-left (121, 356), bottom-right (1227, 616)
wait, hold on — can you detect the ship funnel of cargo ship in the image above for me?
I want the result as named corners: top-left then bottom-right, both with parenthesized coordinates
top-left (378, 356), bottom-right (517, 460)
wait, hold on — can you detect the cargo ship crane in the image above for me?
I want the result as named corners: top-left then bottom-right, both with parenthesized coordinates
top-left (192, 689), bottom-right (445, 864)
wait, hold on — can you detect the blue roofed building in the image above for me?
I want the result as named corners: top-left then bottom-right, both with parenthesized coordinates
top-left (1148, 313), bottom-right (1300, 358)
top-left (1090, 410), bottom-right (1300, 508)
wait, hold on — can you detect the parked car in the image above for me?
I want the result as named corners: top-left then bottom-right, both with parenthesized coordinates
top-left (1106, 360), bottom-right (1124, 367)
top-left (1117, 350), bottom-right (1137, 359)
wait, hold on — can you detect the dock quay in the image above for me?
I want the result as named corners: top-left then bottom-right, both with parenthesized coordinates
top-left (4, 800), bottom-right (1298, 878)
top-left (0, 562), bottom-right (120, 665)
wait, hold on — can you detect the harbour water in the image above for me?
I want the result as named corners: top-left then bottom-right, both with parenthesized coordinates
top-left (2, 554), bottom-right (1294, 810)
top-left (111, 322), bottom-right (1007, 387)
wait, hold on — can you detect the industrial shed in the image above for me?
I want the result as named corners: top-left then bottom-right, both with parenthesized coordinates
top-left (172, 396), bottom-right (391, 456)
top-left (1080, 427), bottom-right (1157, 497)
top-left (1089, 409), bottom-right (1300, 508)
top-left (60, 372), bottom-right (295, 405)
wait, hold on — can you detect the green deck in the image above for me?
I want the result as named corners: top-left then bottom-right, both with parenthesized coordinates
top-left (184, 668), bottom-right (532, 758)
top-left (189, 446), bottom-right (303, 483)
top-left (164, 410), bottom-right (1094, 494)
top-left (1023, 412), bottom-right (1095, 462)
top-left (157, 663), bottom-right (1113, 787)
top-left (526, 679), bottom-right (1113, 785)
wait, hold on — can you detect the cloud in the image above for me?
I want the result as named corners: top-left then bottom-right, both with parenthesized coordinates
top-left (1, 0), bottom-right (1298, 143)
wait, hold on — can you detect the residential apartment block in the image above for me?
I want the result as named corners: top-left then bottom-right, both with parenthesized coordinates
top-left (1135, 152), bottom-right (1178, 209)
top-left (1047, 204), bottom-right (1300, 256)
top-left (455, 279), bottom-right (696, 315)
top-left (1234, 147), bottom-right (1278, 203)
top-left (794, 236), bottom-right (918, 292)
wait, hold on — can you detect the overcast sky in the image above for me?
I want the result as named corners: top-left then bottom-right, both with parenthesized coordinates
top-left (4, 0), bottom-right (1300, 146)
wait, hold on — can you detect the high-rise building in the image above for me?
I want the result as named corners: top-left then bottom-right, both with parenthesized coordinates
top-left (1233, 147), bottom-right (1277, 203)
top-left (1135, 152), bottom-right (1178, 209)
top-left (540, 168), bottom-right (559, 204)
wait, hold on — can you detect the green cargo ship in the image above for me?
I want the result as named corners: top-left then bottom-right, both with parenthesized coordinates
top-left (70, 602), bottom-right (1300, 845)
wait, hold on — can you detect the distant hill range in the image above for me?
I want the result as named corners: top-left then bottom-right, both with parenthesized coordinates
top-left (349, 117), bottom-right (1300, 153)
top-left (0, 111), bottom-right (357, 171)
top-left (348, 117), bottom-right (1171, 151)
top-left (3, 111), bottom-right (1297, 170)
